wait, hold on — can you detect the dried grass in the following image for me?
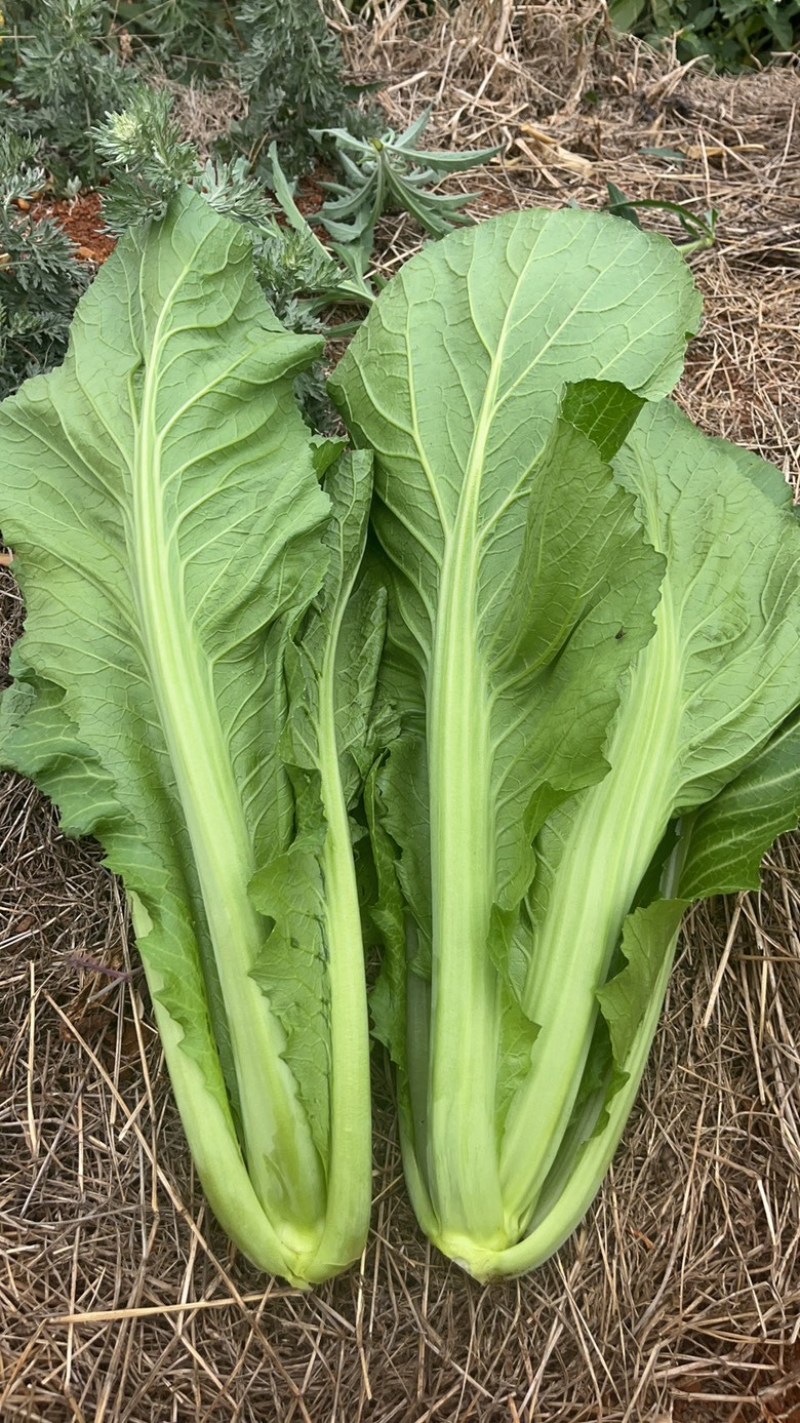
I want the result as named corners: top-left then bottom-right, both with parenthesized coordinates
top-left (2, 4), bottom-right (800, 1419)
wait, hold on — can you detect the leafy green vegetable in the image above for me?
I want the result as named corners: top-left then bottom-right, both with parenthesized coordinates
top-left (0, 188), bottom-right (381, 1286)
top-left (5, 187), bottom-right (798, 1290)
top-left (331, 208), bottom-right (800, 1279)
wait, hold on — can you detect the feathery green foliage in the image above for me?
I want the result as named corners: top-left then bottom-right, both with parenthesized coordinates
top-left (0, 133), bottom-right (89, 399)
top-left (231, 0), bottom-right (368, 176)
top-left (112, 0), bottom-right (241, 77)
top-left (1, 0), bottom-right (135, 182)
top-left (95, 91), bottom-right (287, 241)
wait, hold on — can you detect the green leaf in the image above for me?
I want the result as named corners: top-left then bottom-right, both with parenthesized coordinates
top-left (616, 401), bottom-right (800, 814)
top-left (609, 0), bottom-right (649, 26)
top-left (679, 709), bottom-right (800, 898)
top-left (639, 146), bottom-right (688, 164)
top-left (249, 833), bottom-right (330, 1157)
top-left (399, 143), bottom-right (503, 173)
top-left (560, 378), bottom-right (645, 460)
top-left (606, 180), bottom-right (642, 227)
top-left (281, 452), bottom-right (390, 799)
top-left (364, 759), bottom-right (408, 1069)
top-left (596, 899), bottom-right (688, 1065)
top-left (270, 449), bottom-right (391, 1271)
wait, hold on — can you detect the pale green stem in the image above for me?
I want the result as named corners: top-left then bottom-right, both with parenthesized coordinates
top-left (441, 896), bottom-right (683, 1282)
top-left (425, 525), bottom-right (506, 1253)
top-left (499, 590), bottom-right (683, 1230)
top-left (132, 331), bottom-right (324, 1259)
top-left (307, 575), bottom-right (372, 1279)
top-left (136, 904), bottom-right (310, 1284)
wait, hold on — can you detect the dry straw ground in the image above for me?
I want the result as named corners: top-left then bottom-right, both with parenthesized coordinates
top-left (2, 3), bottom-right (800, 1419)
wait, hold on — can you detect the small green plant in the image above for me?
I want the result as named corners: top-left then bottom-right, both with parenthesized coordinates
top-left (0, 132), bottom-right (89, 399)
top-left (312, 107), bottom-right (503, 273)
top-left (95, 91), bottom-right (276, 234)
top-left (610, 0), bottom-right (800, 69)
top-left (95, 92), bottom-right (199, 233)
top-left (605, 181), bottom-right (719, 256)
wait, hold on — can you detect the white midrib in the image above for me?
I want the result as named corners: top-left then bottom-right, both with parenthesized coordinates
top-left (130, 314), bottom-right (324, 1259)
top-left (311, 551), bottom-right (373, 1274)
top-left (426, 350), bottom-right (507, 1250)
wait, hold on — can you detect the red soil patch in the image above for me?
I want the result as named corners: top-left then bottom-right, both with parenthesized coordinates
top-left (24, 191), bottom-right (116, 264)
top-left (293, 172), bottom-right (329, 218)
top-left (20, 176), bottom-right (327, 261)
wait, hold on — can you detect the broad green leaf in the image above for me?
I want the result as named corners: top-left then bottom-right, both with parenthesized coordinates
top-left (0, 189), bottom-right (375, 1285)
top-left (0, 664), bottom-right (239, 1104)
top-left (617, 402), bottom-right (800, 816)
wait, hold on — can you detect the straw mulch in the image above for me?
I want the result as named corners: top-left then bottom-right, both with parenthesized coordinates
top-left (2, 4), bottom-right (800, 1419)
